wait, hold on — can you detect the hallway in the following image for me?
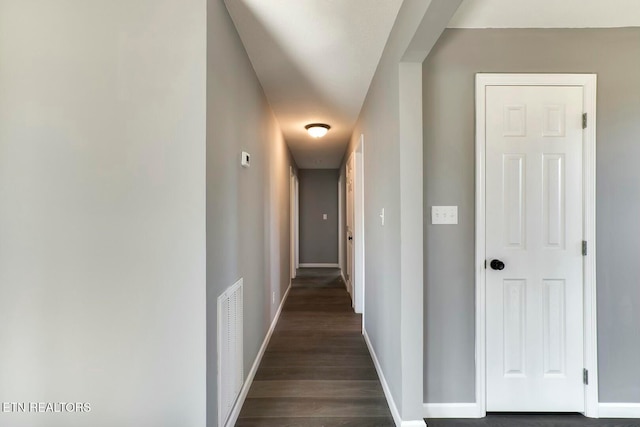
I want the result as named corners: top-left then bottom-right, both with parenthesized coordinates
top-left (236, 268), bottom-right (394, 426)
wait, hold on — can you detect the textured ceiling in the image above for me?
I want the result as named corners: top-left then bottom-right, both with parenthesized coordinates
top-left (225, 0), bottom-right (403, 169)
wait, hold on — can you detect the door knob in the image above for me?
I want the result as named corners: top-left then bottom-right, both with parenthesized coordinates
top-left (490, 259), bottom-right (505, 270)
top-left (348, 236), bottom-right (353, 241)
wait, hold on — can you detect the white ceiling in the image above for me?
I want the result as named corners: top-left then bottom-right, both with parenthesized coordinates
top-left (225, 0), bottom-right (403, 169)
top-left (449, 0), bottom-right (640, 28)
top-left (225, 0), bottom-right (640, 169)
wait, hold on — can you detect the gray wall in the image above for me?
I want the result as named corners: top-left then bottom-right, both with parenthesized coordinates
top-left (423, 28), bottom-right (640, 403)
top-left (0, 1), bottom-right (207, 426)
top-left (342, 0), bottom-right (434, 416)
top-left (207, 0), bottom-right (295, 425)
top-left (299, 169), bottom-right (339, 264)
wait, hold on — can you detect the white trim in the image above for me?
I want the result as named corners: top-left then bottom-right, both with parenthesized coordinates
top-left (341, 271), bottom-right (349, 292)
top-left (290, 168), bottom-right (296, 279)
top-left (354, 135), bottom-right (365, 316)
top-left (581, 74), bottom-right (599, 419)
top-left (298, 263), bottom-right (339, 268)
top-left (363, 329), bottom-right (426, 427)
top-left (338, 176), bottom-right (344, 274)
top-left (295, 176), bottom-right (299, 272)
top-left (475, 73), bottom-right (598, 417)
top-left (224, 283), bottom-right (292, 427)
top-left (598, 403), bottom-right (640, 418)
top-left (423, 403), bottom-right (483, 419)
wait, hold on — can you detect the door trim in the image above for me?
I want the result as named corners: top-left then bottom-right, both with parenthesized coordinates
top-left (354, 134), bottom-right (365, 316)
top-left (290, 168), bottom-right (299, 279)
top-left (338, 175), bottom-right (344, 275)
top-left (475, 74), bottom-right (598, 418)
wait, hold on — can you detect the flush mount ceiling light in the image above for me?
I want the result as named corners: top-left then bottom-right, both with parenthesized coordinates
top-left (305, 123), bottom-right (331, 138)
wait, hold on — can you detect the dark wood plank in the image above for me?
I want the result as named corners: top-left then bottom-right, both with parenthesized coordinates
top-left (266, 336), bottom-right (368, 352)
top-left (265, 346), bottom-right (372, 356)
top-left (267, 331), bottom-right (365, 342)
top-left (247, 380), bottom-right (384, 398)
top-left (283, 304), bottom-right (354, 312)
top-left (239, 397), bottom-right (391, 418)
top-left (259, 352), bottom-right (374, 367)
top-left (288, 287), bottom-right (349, 296)
top-left (236, 416), bottom-right (394, 426)
top-left (254, 365), bottom-right (379, 381)
top-left (275, 316), bottom-right (362, 331)
top-left (236, 267), bottom-right (393, 424)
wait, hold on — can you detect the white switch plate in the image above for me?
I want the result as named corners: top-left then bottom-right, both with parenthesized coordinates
top-left (432, 206), bottom-right (458, 225)
top-left (323, 214), bottom-right (327, 220)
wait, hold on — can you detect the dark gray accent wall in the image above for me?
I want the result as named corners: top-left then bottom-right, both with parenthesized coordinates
top-left (299, 169), bottom-right (339, 264)
top-left (423, 28), bottom-right (640, 404)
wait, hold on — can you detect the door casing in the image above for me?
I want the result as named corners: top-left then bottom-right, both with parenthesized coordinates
top-left (290, 167), bottom-right (299, 279)
top-left (345, 135), bottom-right (365, 316)
top-left (475, 74), bottom-right (598, 418)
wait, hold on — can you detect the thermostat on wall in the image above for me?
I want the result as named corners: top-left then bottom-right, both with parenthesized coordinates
top-left (241, 151), bottom-right (250, 168)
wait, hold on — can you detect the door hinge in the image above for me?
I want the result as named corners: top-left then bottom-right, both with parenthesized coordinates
top-left (582, 240), bottom-right (588, 256)
top-left (582, 113), bottom-right (588, 129)
top-left (583, 368), bottom-right (589, 385)
top-left (484, 259), bottom-right (487, 269)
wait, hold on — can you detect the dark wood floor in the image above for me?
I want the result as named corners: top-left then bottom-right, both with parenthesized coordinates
top-left (427, 414), bottom-right (640, 427)
top-left (238, 268), bottom-right (640, 427)
top-left (237, 268), bottom-right (395, 426)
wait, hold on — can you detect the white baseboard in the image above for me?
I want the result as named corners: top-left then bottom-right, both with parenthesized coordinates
top-left (224, 283), bottom-right (292, 427)
top-left (423, 403), bottom-right (483, 419)
top-left (599, 403), bottom-right (640, 418)
top-left (299, 263), bottom-right (339, 268)
top-left (363, 329), bottom-right (426, 427)
top-left (340, 271), bottom-right (351, 298)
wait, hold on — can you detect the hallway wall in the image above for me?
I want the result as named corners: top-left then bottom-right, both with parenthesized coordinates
top-left (0, 1), bottom-right (206, 426)
top-left (342, 0), bottom-right (432, 421)
top-left (423, 28), bottom-right (640, 404)
top-left (207, 0), bottom-right (295, 425)
top-left (298, 169), bottom-right (339, 265)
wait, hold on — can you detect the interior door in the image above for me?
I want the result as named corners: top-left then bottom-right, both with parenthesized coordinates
top-left (346, 155), bottom-right (355, 301)
top-left (485, 85), bottom-right (584, 411)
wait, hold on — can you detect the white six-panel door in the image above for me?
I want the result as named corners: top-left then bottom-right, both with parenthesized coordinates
top-left (485, 85), bottom-right (585, 411)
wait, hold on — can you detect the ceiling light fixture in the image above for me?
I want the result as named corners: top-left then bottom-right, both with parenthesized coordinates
top-left (305, 123), bottom-right (330, 138)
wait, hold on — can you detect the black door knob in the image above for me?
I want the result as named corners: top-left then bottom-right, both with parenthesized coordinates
top-left (490, 259), bottom-right (505, 270)
top-left (348, 236), bottom-right (353, 241)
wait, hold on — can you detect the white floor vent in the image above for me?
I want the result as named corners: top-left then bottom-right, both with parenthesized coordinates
top-left (217, 278), bottom-right (244, 427)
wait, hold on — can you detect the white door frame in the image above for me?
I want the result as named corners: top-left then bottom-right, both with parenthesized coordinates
top-left (475, 74), bottom-right (598, 418)
top-left (338, 175), bottom-right (344, 275)
top-left (346, 154), bottom-right (355, 300)
top-left (290, 167), bottom-right (299, 279)
top-left (354, 134), bottom-right (365, 316)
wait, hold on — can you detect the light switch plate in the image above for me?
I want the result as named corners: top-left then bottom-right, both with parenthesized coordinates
top-left (432, 206), bottom-right (458, 225)
top-left (322, 214), bottom-right (327, 220)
